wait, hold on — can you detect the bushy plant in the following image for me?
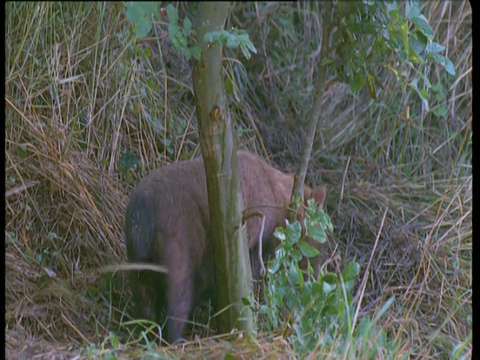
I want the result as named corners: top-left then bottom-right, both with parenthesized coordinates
top-left (259, 201), bottom-right (404, 357)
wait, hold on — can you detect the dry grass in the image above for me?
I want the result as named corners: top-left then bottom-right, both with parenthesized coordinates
top-left (5, 2), bottom-right (471, 359)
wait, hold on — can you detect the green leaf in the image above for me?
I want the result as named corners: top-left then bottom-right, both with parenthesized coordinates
top-left (323, 273), bottom-right (338, 286)
top-left (240, 44), bottom-right (251, 60)
top-left (425, 42), bottom-right (445, 55)
top-left (204, 29), bottom-right (256, 60)
top-left (300, 289), bottom-right (312, 307)
top-left (168, 23), bottom-right (179, 42)
top-left (350, 72), bottom-right (366, 92)
top-left (269, 256), bottom-right (282, 274)
top-left (292, 323), bottom-right (305, 345)
top-left (343, 279), bottom-right (355, 293)
top-left (274, 227), bottom-right (286, 242)
top-left (244, 38), bottom-right (257, 54)
top-left (410, 31), bottom-right (427, 60)
top-left (219, 31), bottom-right (230, 43)
top-left (400, 23), bottom-right (409, 55)
top-left (386, 1), bottom-right (399, 16)
top-left (225, 77), bottom-right (234, 96)
top-left (366, 73), bottom-right (376, 100)
top-left (173, 29), bottom-right (187, 49)
top-left (125, 3), bottom-right (142, 23)
top-left (306, 225), bottom-right (327, 244)
top-left (224, 353), bottom-right (235, 360)
top-left (110, 332), bottom-right (118, 348)
top-left (371, 72), bottom-right (386, 91)
top-left (166, 4), bottom-right (178, 24)
top-left (321, 57), bottom-right (334, 66)
top-left (355, 316), bottom-right (372, 339)
top-left (298, 240), bottom-right (320, 258)
top-left (322, 279), bottom-right (337, 295)
top-left (373, 296), bottom-right (395, 323)
top-left (170, 35), bottom-right (182, 52)
top-left (226, 35), bottom-right (239, 49)
top-left (204, 32), bottom-right (215, 43)
top-left (134, 20), bottom-right (152, 38)
top-left (312, 281), bottom-right (323, 297)
top-left (432, 82), bottom-right (446, 100)
top-left (405, 1), bottom-right (421, 21)
top-left (326, 219), bottom-right (333, 233)
top-left (203, 31), bottom-right (222, 44)
top-left (275, 246), bottom-right (286, 262)
top-left (409, 78), bottom-right (430, 111)
top-left (241, 297), bottom-right (251, 306)
top-left (183, 16), bottom-right (192, 35)
top-left (125, 2), bottom-right (159, 38)
top-left (419, 88), bottom-right (428, 100)
top-left (126, 2), bottom-right (159, 22)
top-left (119, 150), bottom-right (140, 174)
top-left (288, 261), bottom-right (300, 285)
top-left (292, 248), bottom-right (303, 262)
top-left (191, 46), bottom-right (201, 60)
top-left (342, 261), bottom-right (360, 281)
top-left (285, 287), bottom-right (297, 310)
top-left (126, 172), bottom-right (134, 184)
top-left (412, 14), bottom-right (434, 39)
top-left (432, 105), bottom-right (448, 118)
top-left (438, 55), bottom-right (456, 76)
top-left (184, 48), bottom-right (191, 61)
top-left (286, 221), bottom-right (302, 244)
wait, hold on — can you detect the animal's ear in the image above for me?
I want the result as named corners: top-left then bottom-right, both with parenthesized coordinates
top-left (309, 185), bottom-right (327, 207)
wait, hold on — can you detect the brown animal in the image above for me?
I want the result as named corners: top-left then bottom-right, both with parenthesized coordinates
top-left (124, 150), bottom-right (326, 343)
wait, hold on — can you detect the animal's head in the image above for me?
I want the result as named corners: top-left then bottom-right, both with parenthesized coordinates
top-left (298, 185), bottom-right (327, 232)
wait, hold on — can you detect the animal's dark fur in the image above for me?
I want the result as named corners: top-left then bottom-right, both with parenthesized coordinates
top-left (124, 150), bottom-right (326, 343)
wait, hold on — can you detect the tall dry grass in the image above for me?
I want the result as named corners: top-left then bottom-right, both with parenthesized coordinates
top-left (5, 2), bottom-right (471, 359)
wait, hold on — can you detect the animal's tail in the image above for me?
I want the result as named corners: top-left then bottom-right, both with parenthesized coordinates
top-left (124, 190), bottom-right (156, 263)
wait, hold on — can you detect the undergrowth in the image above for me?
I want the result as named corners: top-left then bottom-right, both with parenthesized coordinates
top-left (5, 2), bottom-right (471, 359)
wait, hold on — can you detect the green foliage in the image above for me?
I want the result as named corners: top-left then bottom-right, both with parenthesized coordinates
top-left (431, 82), bottom-right (448, 117)
top-left (125, 3), bottom-right (257, 62)
top-left (125, 2), bottom-right (201, 60)
top-left (119, 150), bottom-right (140, 184)
top-left (261, 203), bottom-right (348, 352)
top-left (82, 331), bottom-right (121, 359)
top-left (166, 4), bottom-right (200, 61)
top-left (125, 2), bottom-right (160, 38)
top-left (260, 202), bottom-right (405, 357)
top-left (331, 1), bottom-right (455, 107)
top-left (344, 299), bottom-right (407, 359)
top-left (304, 198), bottom-right (334, 243)
top-left (270, 199), bottom-right (333, 275)
top-left (204, 29), bottom-right (257, 60)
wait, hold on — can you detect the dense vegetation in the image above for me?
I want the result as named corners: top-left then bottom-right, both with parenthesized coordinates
top-left (5, 2), bottom-right (471, 359)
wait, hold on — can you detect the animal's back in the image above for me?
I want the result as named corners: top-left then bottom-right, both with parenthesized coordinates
top-left (126, 156), bottom-right (210, 262)
top-left (237, 151), bottom-right (295, 243)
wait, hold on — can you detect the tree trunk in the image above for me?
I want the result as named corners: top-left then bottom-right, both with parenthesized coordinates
top-left (191, 2), bottom-right (254, 337)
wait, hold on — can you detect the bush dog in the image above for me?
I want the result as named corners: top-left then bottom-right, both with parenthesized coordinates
top-left (124, 150), bottom-right (326, 343)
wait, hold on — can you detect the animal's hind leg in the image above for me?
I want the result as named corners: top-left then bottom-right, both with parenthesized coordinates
top-left (165, 237), bottom-right (195, 343)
